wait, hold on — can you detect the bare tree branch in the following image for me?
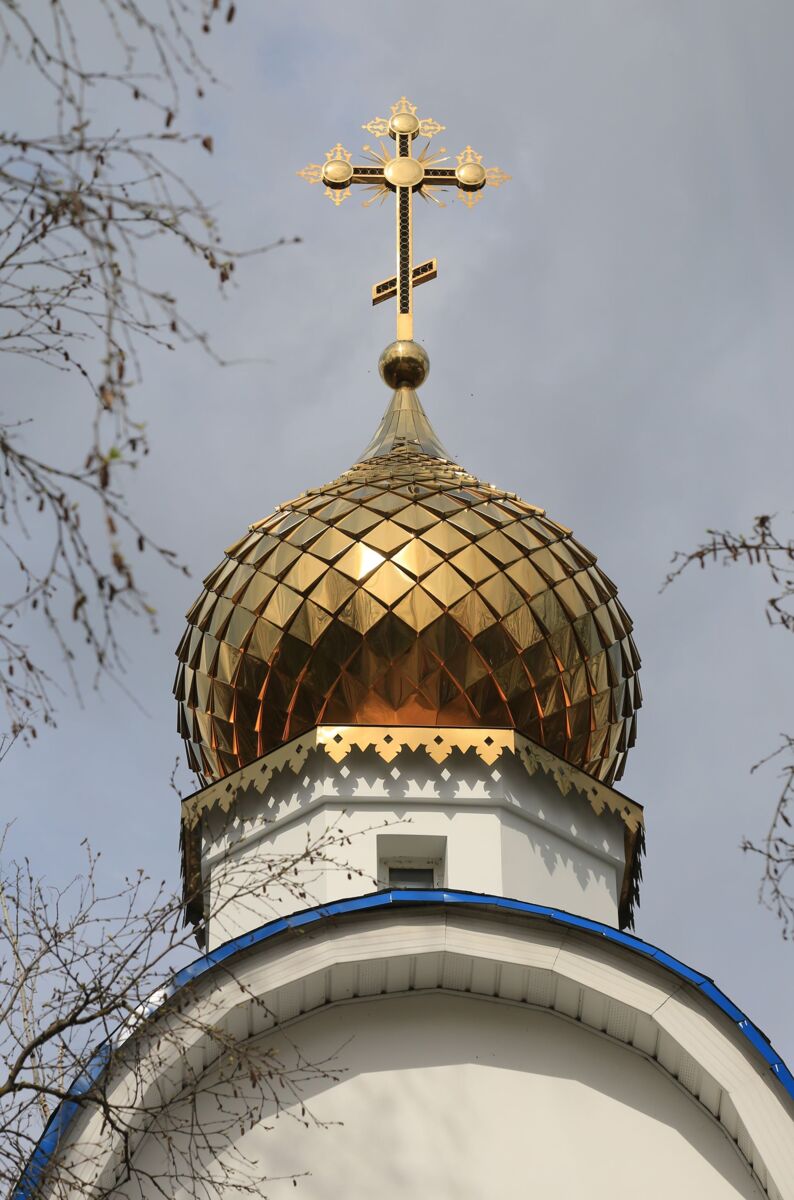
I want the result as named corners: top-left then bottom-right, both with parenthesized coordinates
top-left (742, 736), bottom-right (794, 938)
top-left (0, 812), bottom-right (384, 1198)
top-left (0, 1), bottom-right (298, 740)
top-left (663, 513), bottom-right (794, 930)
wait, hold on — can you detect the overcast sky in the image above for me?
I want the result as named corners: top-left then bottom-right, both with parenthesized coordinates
top-left (3, 1), bottom-right (793, 1059)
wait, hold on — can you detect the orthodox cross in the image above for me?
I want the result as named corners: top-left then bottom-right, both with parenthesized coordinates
top-left (298, 97), bottom-right (509, 342)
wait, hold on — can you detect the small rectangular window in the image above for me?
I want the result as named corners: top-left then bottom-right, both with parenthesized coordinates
top-left (389, 866), bottom-right (435, 889)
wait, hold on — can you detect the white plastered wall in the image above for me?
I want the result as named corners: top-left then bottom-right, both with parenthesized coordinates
top-left (119, 994), bottom-right (764, 1199)
top-left (200, 745), bottom-right (629, 946)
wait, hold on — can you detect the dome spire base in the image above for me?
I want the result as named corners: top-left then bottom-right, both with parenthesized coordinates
top-left (359, 350), bottom-right (453, 461)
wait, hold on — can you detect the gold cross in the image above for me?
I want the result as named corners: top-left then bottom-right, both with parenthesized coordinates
top-left (298, 97), bottom-right (510, 342)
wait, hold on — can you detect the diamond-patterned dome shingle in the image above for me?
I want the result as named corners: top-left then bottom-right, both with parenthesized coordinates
top-left (175, 392), bottom-right (641, 786)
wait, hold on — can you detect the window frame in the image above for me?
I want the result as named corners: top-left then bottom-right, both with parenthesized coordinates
top-left (380, 855), bottom-right (444, 890)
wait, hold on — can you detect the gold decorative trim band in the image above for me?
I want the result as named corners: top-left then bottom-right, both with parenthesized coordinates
top-left (181, 724), bottom-right (643, 834)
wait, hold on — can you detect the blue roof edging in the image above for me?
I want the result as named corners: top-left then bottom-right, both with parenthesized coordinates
top-left (14, 889), bottom-right (794, 1198)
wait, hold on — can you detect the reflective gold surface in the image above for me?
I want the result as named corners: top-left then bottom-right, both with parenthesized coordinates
top-left (298, 143), bottom-right (354, 206)
top-left (364, 97), bottom-right (445, 141)
top-left (389, 111), bottom-right (421, 137)
top-left (384, 157), bottom-right (424, 189)
top-left (175, 399), bottom-right (641, 788)
top-left (378, 340), bottom-right (429, 389)
top-left (372, 258), bottom-right (437, 307)
top-left (322, 158), bottom-right (354, 187)
top-left (455, 160), bottom-right (487, 189)
top-left (453, 146), bottom-right (511, 207)
top-left (179, 102), bottom-right (638, 810)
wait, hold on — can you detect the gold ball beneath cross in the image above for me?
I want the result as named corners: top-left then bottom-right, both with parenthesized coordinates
top-left (379, 340), bottom-right (430, 389)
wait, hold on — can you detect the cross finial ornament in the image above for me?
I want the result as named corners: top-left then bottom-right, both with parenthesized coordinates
top-left (298, 98), bottom-right (509, 345)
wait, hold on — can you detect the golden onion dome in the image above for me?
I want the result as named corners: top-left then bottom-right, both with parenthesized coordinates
top-left (175, 379), bottom-right (641, 787)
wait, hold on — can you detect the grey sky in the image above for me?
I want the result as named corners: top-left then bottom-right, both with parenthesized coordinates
top-left (2, 2), bottom-right (793, 1058)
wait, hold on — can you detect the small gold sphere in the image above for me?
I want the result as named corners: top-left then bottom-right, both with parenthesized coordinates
top-left (455, 161), bottom-right (487, 190)
top-left (384, 157), bottom-right (424, 190)
top-left (389, 112), bottom-right (420, 137)
top-left (322, 159), bottom-right (353, 188)
top-left (379, 340), bottom-right (430, 389)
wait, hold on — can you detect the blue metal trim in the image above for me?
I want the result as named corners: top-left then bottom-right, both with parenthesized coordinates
top-left (13, 889), bottom-right (794, 1199)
